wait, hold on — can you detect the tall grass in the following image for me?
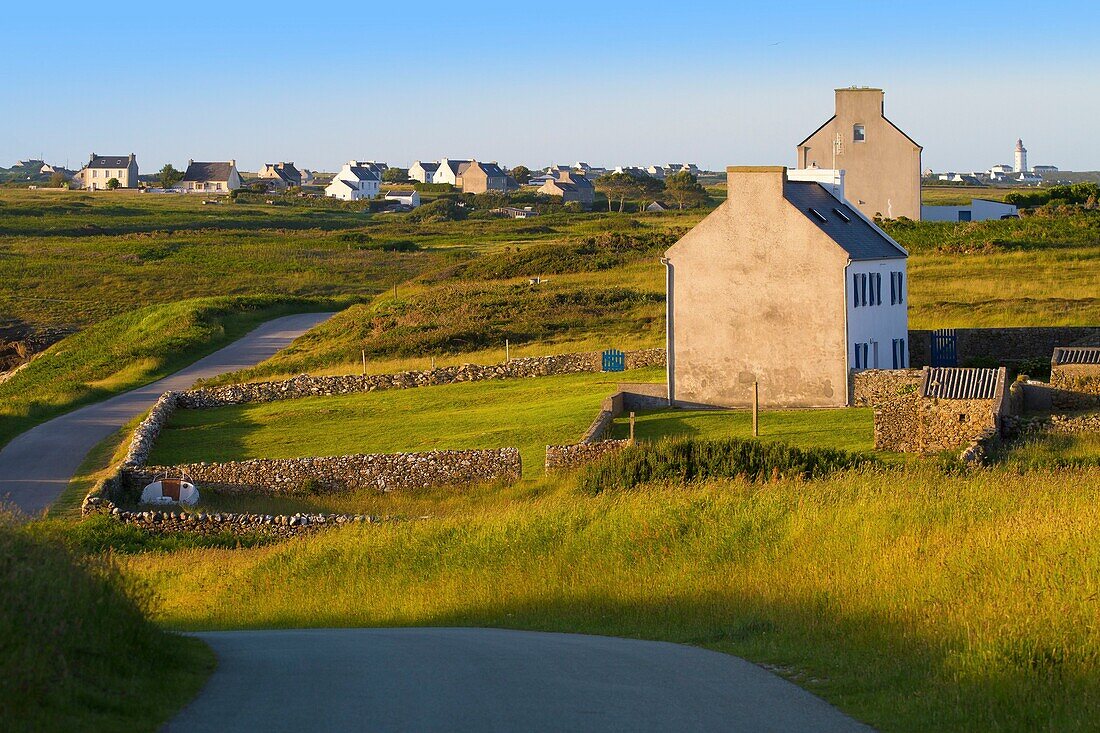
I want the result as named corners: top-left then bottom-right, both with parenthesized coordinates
top-left (1, 511), bottom-right (213, 731)
top-left (118, 465), bottom-right (1100, 731)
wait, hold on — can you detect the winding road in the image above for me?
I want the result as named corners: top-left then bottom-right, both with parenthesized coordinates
top-left (166, 628), bottom-right (872, 733)
top-left (0, 312), bottom-right (334, 515)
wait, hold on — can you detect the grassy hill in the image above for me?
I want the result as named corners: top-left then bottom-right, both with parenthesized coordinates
top-left (113, 464), bottom-right (1100, 732)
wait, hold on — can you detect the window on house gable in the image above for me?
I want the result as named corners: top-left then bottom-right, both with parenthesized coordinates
top-left (890, 271), bottom-right (905, 305)
top-left (872, 273), bottom-right (882, 305)
top-left (853, 124), bottom-right (866, 142)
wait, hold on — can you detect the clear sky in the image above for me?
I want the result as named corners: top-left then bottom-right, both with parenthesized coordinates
top-left (5, 1), bottom-right (1098, 173)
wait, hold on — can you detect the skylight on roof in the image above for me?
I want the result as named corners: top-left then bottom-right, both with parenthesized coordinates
top-left (809, 208), bottom-right (828, 223)
top-left (832, 208), bottom-right (851, 222)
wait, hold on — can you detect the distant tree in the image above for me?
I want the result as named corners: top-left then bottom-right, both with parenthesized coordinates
top-left (158, 164), bottom-right (182, 189)
top-left (597, 171), bottom-right (663, 213)
top-left (662, 171), bottom-right (709, 209)
top-left (106, 177), bottom-right (121, 190)
top-left (382, 167), bottom-right (411, 183)
top-left (48, 172), bottom-right (67, 188)
top-left (510, 165), bottom-right (531, 185)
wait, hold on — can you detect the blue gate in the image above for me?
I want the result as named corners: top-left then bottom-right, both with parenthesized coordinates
top-left (602, 348), bottom-right (625, 372)
top-left (930, 329), bottom-right (958, 367)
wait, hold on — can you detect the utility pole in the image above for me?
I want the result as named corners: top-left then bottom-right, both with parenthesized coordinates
top-left (752, 381), bottom-right (759, 437)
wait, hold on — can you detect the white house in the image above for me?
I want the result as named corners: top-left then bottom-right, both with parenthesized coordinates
top-left (663, 166), bottom-right (908, 409)
top-left (76, 153), bottom-right (139, 190)
top-left (432, 158), bottom-right (471, 186)
top-left (325, 161), bottom-right (381, 201)
top-left (177, 160), bottom-right (242, 193)
top-left (408, 161), bottom-right (440, 183)
top-left (921, 198), bottom-right (1018, 222)
top-left (383, 189), bottom-right (420, 208)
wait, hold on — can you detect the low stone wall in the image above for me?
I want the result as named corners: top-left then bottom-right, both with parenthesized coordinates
top-left (124, 448), bottom-right (521, 496)
top-left (1009, 413), bottom-right (1100, 436)
top-left (908, 327), bottom-right (1100, 368)
top-left (1050, 364), bottom-right (1100, 410)
top-left (181, 349), bottom-right (667, 409)
top-left (851, 369), bottom-right (924, 407)
top-left (82, 496), bottom-right (379, 538)
top-left (123, 391), bottom-right (180, 466)
top-left (545, 440), bottom-right (631, 473)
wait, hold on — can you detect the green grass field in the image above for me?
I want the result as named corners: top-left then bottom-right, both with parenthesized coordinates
top-left (149, 368), bottom-right (665, 476)
top-left (111, 465), bottom-right (1100, 732)
top-left (607, 407), bottom-right (875, 453)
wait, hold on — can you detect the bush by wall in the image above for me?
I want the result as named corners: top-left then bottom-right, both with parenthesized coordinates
top-left (576, 437), bottom-right (876, 493)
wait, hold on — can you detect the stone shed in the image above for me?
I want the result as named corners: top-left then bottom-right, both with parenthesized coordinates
top-left (873, 366), bottom-right (1008, 454)
top-left (1049, 346), bottom-right (1100, 409)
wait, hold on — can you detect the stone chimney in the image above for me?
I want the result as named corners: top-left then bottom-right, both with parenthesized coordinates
top-left (188, 159), bottom-right (194, 166)
top-left (725, 166), bottom-right (787, 204)
top-left (834, 87), bottom-right (885, 119)
top-left (229, 159), bottom-right (236, 168)
top-left (90, 153), bottom-right (96, 162)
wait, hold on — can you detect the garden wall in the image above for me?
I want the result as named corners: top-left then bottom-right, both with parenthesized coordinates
top-left (908, 327), bottom-right (1100, 368)
top-left (545, 383), bottom-right (667, 472)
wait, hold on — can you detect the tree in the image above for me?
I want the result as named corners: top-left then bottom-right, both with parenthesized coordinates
top-left (106, 177), bottom-right (121, 190)
top-left (382, 167), bottom-right (411, 183)
top-left (158, 164), bottom-right (182, 189)
top-left (662, 171), bottom-right (709, 209)
top-left (48, 172), bottom-right (67, 188)
top-left (597, 171), bottom-right (664, 213)
top-left (510, 165), bottom-right (531, 185)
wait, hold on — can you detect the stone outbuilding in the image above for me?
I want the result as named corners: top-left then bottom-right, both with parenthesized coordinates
top-left (796, 87), bottom-right (922, 221)
top-left (873, 367), bottom-right (1008, 454)
top-left (1049, 346), bottom-right (1100, 409)
top-left (663, 165), bottom-right (909, 409)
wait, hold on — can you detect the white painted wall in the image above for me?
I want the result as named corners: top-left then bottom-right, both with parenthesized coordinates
top-left (920, 199), bottom-right (1018, 222)
top-left (845, 259), bottom-right (909, 370)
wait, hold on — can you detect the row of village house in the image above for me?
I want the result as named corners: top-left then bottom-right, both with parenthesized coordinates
top-left (67, 154), bottom-right (704, 209)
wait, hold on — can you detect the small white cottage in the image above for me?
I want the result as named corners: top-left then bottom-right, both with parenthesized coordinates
top-left (325, 161), bottom-right (382, 201)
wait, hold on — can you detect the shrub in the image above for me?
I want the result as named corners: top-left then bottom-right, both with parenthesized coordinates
top-left (413, 182), bottom-right (456, 194)
top-left (577, 437), bottom-right (877, 493)
top-left (407, 198), bottom-right (467, 223)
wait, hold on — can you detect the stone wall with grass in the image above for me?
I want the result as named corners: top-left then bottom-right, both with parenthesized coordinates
top-left (182, 349), bottom-right (667, 408)
top-left (545, 383), bottom-right (666, 472)
top-left (123, 448), bottom-right (521, 496)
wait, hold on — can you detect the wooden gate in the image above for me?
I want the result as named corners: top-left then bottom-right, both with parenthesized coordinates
top-left (930, 329), bottom-right (958, 367)
top-left (602, 348), bottom-right (625, 372)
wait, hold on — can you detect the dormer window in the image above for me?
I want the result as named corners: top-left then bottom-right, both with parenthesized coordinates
top-left (853, 124), bottom-right (866, 142)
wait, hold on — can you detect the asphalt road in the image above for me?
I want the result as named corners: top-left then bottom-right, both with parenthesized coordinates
top-left (0, 312), bottom-right (334, 516)
top-left (166, 628), bottom-right (872, 733)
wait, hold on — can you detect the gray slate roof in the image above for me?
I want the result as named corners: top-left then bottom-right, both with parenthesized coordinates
top-left (785, 181), bottom-right (906, 261)
top-left (181, 162), bottom-right (235, 182)
top-left (921, 367), bottom-right (1000, 400)
top-left (88, 155), bottom-right (131, 169)
top-left (1053, 346), bottom-right (1100, 365)
top-left (415, 162), bottom-right (440, 172)
top-left (346, 166), bottom-right (381, 182)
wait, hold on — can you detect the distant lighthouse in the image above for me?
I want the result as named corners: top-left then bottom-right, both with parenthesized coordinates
top-left (1014, 138), bottom-right (1028, 173)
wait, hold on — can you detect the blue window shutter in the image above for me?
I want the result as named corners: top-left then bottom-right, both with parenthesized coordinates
top-left (854, 343), bottom-right (860, 369)
top-left (899, 272), bottom-right (904, 303)
top-left (901, 338), bottom-right (906, 367)
top-left (853, 274), bottom-right (859, 307)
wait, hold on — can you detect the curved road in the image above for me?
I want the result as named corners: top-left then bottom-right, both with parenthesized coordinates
top-left (0, 312), bottom-right (334, 516)
top-left (166, 628), bottom-right (871, 733)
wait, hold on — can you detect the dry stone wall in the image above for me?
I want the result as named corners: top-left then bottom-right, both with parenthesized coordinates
top-left (125, 449), bottom-right (521, 496)
top-left (181, 349), bottom-right (666, 409)
top-left (908, 327), bottom-right (1100, 368)
top-left (546, 440), bottom-right (631, 472)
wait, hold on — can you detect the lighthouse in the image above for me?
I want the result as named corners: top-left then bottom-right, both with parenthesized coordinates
top-left (1014, 139), bottom-right (1028, 173)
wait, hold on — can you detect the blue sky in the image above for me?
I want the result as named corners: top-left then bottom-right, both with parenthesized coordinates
top-left (5, 1), bottom-right (1098, 173)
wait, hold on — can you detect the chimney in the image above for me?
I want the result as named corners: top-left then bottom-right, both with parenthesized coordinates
top-left (834, 87), bottom-right (885, 119)
top-left (90, 153), bottom-right (96, 162)
top-left (128, 153), bottom-right (135, 162)
top-left (230, 159), bottom-right (236, 168)
top-left (725, 166), bottom-right (787, 204)
top-left (188, 159), bottom-right (194, 166)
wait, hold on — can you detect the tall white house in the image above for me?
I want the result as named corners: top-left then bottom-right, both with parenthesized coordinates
top-left (1014, 139), bottom-right (1028, 173)
top-left (325, 161), bottom-right (381, 201)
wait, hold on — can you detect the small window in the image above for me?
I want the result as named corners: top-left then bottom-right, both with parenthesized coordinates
top-left (832, 208), bottom-right (851, 222)
top-left (809, 207), bottom-right (827, 223)
top-left (958, 210), bottom-right (972, 222)
top-left (853, 124), bottom-right (866, 142)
